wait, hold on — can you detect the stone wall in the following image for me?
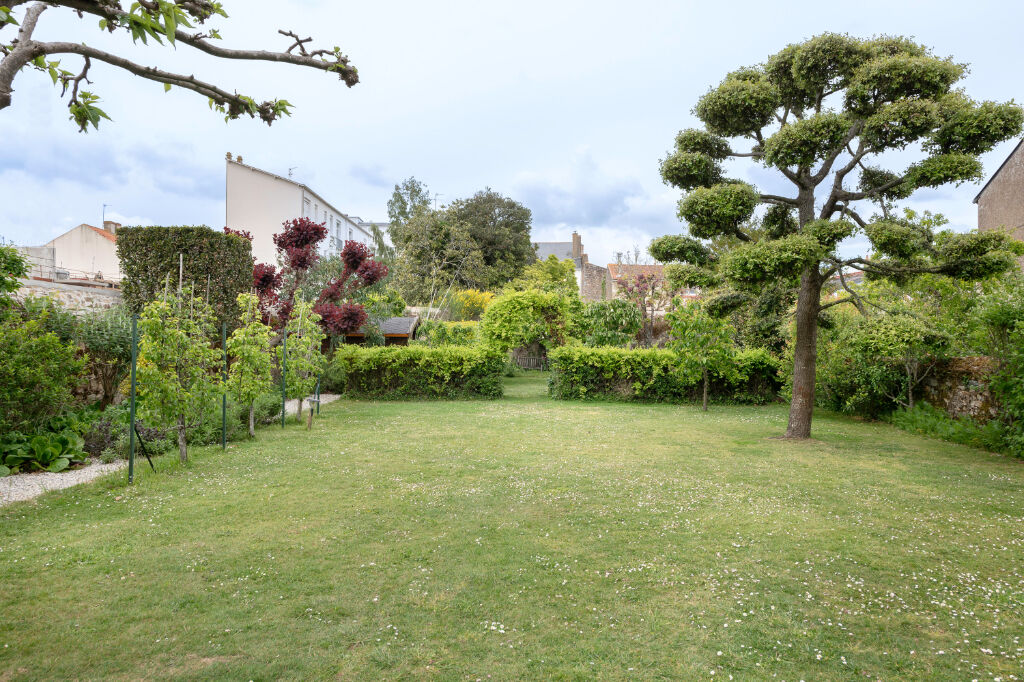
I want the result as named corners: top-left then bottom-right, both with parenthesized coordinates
top-left (15, 279), bottom-right (122, 313)
top-left (579, 263), bottom-right (612, 302)
top-left (921, 356), bottom-right (1001, 423)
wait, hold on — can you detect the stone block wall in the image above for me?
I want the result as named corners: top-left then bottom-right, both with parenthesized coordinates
top-left (579, 263), bottom-right (612, 302)
top-left (921, 356), bottom-right (1002, 423)
top-left (14, 279), bottom-right (122, 313)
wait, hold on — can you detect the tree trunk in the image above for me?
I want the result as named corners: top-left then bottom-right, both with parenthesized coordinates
top-left (248, 402), bottom-right (256, 438)
top-left (702, 367), bottom-right (709, 412)
top-left (177, 414), bottom-right (188, 463)
top-left (785, 268), bottom-right (822, 439)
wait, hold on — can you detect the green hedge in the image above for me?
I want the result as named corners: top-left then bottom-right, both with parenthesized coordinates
top-left (415, 320), bottom-right (480, 346)
top-left (548, 346), bottom-right (781, 404)
top-left (323, 345), bottom-right (504, 399)
top-left (117, 226), bottom-right (253, 327)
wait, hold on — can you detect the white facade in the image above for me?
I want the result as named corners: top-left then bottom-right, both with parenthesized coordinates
top-left (225, 156), bottom-right (375, 266)
top-left (43, 223), bottom-right (122, 281)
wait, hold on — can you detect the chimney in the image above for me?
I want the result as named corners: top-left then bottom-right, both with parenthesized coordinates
top-left (226, 152), bottom-right (233, 162)
top-left (103, 221), bottom-right (120, 234)
top-left (571, 231), bottom-right (582, 259)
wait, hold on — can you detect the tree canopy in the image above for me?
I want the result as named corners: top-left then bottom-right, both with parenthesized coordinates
top-left (654, 33), bottom-right (1024, 438)
top-left (1, 1), bottom-right (358, 131)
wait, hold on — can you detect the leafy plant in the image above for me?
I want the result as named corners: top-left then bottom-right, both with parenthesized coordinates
top-left (227, 293), bottom-right (274, 436)
top-left (415, 320), bottom-right (479, 347)
top-left (1, 429), bottom-right (88, 475)
top-left (666, 302), bottom-right (738, 410)
top-left (136, 287), bottom-right (222, 463)
top-left (480, 290), bottom-right (578, 353)
top-left (277, 296), bottom-right (326, 420)
top-left (328, 345), bottom-right (504, 399)
top-left (448, 289), bottom-right (494, 321)
top-left (581, 299), bottom-right (643, 347)
top-left (0, 245), bottom-right (29, 315)
top-left (78, 306), bottom-right (133, 407)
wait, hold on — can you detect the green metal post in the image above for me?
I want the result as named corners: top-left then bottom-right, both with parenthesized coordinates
top-left (280, 330), bottom-right (287, 428)
top-left (128, 315), bottom-right (138, 484)
top-left (315, 378), bottom-right (321, 415)
top-left (221, 322), bottom-right (227, 450)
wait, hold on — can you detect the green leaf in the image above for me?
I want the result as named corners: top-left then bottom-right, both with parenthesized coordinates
top-left (98, 18), bottom-right (107, 30)
top-left (0, 464), bottom-right (10, 477)
top-left (47, 458), bottom-right (70, 473)
top-left (164, 83), bottom-right (172, 92)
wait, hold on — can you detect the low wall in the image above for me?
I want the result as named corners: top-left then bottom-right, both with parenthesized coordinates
top-left (921, 356), bottom-right (1001, 423)
top-left (15, 279), bottom-right (121, 313)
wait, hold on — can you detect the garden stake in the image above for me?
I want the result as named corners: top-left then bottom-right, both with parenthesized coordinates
top-left (307, 404), bottom-right (313, 431)
top-left (315, 378), bottom-right (321, 415)
top-left (221, 321), bottom-right (227, 451)
top-left (280, 330), bottom-right (288, 428)
top-left (128, 314), bottom-right (138, 484)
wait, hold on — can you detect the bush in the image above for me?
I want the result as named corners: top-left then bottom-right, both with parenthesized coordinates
top-left (78, 306), bottom-right (133, 407)
top-left (448, 289), bottom-right (494, 321)
top-left (548, 346), bottom-right (780, 404)
top-left (0, 430), bottom-right (88, 476)
top-left (480, 290), bottom-right (579, 352)
top-left (581, 299), bottom-right (642, 347)
top-left (415, 320), bottom-right (479, 346)
top-left (889, 402), bottom-right (1009, 453)
top-left (327, 345), bottom-right (504, 399)
top-left (0, 317), bottom-right (86, 433)
top-left (116, 225), bottom-right (253, 328)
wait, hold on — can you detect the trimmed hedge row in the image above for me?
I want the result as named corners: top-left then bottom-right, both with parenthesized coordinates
top-left (548, 346), bottom-right (781, 404)
top-left (322, 345), bottom-right (504, 399)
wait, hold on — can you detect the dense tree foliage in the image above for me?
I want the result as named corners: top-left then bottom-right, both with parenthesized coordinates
top-left (655, 33), bottom-right (1024, 438)
top-left (227, 293), bottom-right (274, 437)
top-left (480, 290), bottom-right (577, 353)
top-left (1, 1), bottom-right (358, 131)
top-left (0, 245), bottom-right (28, 314)
top-left (446, 189), bottom-right (534, 290)
top-left (666, 303), bottom-right (737, 411)
top-left (581, 299), bottom-right (643, 348)
top-left (507, 255), bottom-right (579, 296)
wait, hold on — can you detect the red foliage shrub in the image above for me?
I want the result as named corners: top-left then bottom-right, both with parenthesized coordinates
top-left (314, 302), bottom-right (368, 335)
top-left (224, 226), bottom-right (253, 241)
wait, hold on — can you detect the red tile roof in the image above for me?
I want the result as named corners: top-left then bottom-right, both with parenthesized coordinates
top-left (606, 263), bottom-right (664, 280)
top-left (83, 224), bottom-right (117, 243)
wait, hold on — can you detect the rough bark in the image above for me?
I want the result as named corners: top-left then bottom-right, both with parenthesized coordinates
top-left (248, 403), bottom-right (256, 438)
top-left (702, 367), bottom-right (709, 412)
top-left (296, 396), bottom-right (303, 423)
top-left (785, 268), bottom-right (822, 439)
top-left (177, 414), bottom-right (188, 463)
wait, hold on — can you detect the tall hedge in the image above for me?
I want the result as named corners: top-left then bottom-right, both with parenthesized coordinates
top-left (117, 226), bottom-right (253, 327)
top-left (323, 345), bottom-right (504, 399)
top-left (548, 346), bottom-right (781, 404)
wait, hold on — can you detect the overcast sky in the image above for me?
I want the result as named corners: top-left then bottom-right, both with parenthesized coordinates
top-left (2, 0), bottom-right (1023, 266)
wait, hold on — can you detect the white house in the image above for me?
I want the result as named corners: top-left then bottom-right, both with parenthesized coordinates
top-left (33, 221), bottom-right (123, 281)
top-left (224, 153), bottom-right (376, 266)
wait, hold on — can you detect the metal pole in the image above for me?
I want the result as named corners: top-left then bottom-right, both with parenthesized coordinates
top-left (128, 315), bottom-right (138, 484)
top-left (280, 330), bottom-right (287, 428)
top-left (315, 378), bottom-right (321, 415)
top-left (221, 322), bottom-right (227, 450)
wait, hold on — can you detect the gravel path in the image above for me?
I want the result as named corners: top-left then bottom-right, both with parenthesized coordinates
top-left (0, 460), bottom-right (127, 508)
top-left (283, 393), bottom-right (341, 416)
top-left (0, 394), bottom-right (341, 508)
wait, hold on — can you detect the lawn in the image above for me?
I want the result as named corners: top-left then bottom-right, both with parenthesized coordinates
top-left (1, 374), bottom-right (1022, 680)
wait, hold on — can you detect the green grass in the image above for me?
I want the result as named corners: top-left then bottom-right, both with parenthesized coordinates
top-left (2, 374), bottom-right (1023, 680)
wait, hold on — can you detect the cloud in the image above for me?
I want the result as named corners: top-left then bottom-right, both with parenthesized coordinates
top-left (350, 164), bottom-right (394, 189)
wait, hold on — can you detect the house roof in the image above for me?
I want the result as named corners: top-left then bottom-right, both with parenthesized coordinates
top-left (607, 263), bottom-right (664, 280)
top-left (973, 138), bottom-right (1024, 203)
top-left (83, 224), bottom-right (117, 243)
top-left (534, 242), bottom-right (574, 260)
top-left (347, 316), bottom-right (420, 337)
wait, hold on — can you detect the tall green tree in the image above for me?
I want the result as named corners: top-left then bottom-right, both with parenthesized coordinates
top-left (137, 288), bottom-right (221, 463)
top-left (227, 293), bottom-right (274, 437)
top-left (667, 303), bottom-right (736, 411)
top-left (447, 189), bottom-right (534, 289)
top-left (387, 177), bottom-right (432, 232)
top-left (277, 296), bottom-right (326, 421)
top-left (1, 1), bottom-right (358, 131)
top-left (654, 33), bottom-right (1024, 438)
top-left (507, 255), bottom-right (578, 296)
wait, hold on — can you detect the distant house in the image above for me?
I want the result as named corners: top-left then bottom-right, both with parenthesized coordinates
top-left (26, 221), bottom-right (123, 282)
top-left (974, 138), bottom-right (1024, 267)
top-left (607, 263), bottom-right (699, 303)
top-left (344, 316), bottom-right (420, 346)
top-left (224, 153), bottom-right (377, 266)
top-left (531, 231), bottom-right (612, 301)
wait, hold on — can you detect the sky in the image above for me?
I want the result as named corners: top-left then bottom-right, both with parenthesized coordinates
top-left (2, 0), bottom-right (1024, 267)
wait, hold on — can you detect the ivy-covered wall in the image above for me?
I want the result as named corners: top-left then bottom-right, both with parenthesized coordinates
top-left (116, 226), bottom-right (253, 327)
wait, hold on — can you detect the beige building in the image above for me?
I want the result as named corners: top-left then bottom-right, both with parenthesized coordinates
top-left (974, 138), bottom-right (1024, 266)
top-left (37, 221), bottom-right (123, 281)
top-left (225, 154), bottom-right (375, 266)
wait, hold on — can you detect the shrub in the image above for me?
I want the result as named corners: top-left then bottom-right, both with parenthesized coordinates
top-left (0, 245), bottom-right (29, 315)
top-left (277, 296), bottom-right (327, 420)
top-left (448, 289), bottom-right (494, 321)
top-left (0, 317), bottom-right (86, 433)
top-left (0, 430), bottom-right (88, 476)
top-left (480, 290), bottom-right (578, 352)
top-left (547, 346), bottom-right (780, 404)
top-left (416, 320), bottom-right (479, 346)
top-left (581, 299), bottom-right (642, 347)
top-left (78, 306), bottom-right (133, 407)
top-left (116, 225), bottom-right (253, 327)
top-left (328, 345), bottom-right (504, 399)
top-left (889, 402), bottom-right (1008, 453)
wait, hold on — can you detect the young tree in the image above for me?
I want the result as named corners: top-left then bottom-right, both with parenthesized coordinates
top-left (507, 255), bottom-right (579, 296)
top-left (77, 306), bottom-right (132, 407)
top-left (1, 2), bottom-right (358, 131)
top-left (617, 271), bottom-right (676, 346)
top-left (387, 177), bottom-right (432, 231)
top-left (137, 288), bottom-right (221, 463)
top-left (227, 293), bottom-right (273, 437)
top-left (654, 33), bottom-right (1024, 438)
top-left (667, 303), bottom-right (736, 411)
top-left (0, 245), bottom-right (29, 314)
top-left (277, 296), bottom-right (326, 421)
top-left (253, 218), bottom-right (387, 337)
